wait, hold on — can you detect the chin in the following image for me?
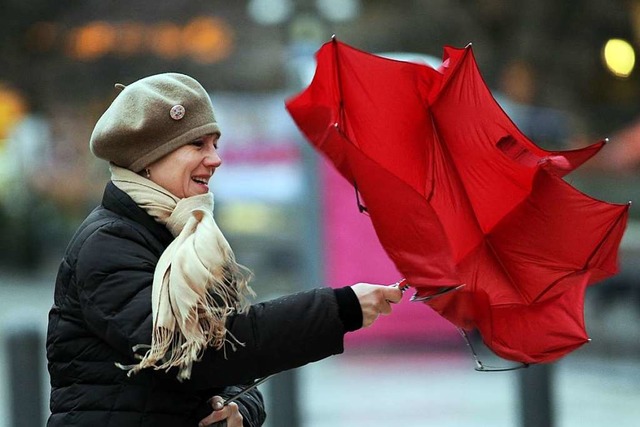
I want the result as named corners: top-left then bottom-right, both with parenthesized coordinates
top-left (189, 187), bottom-right (209, 197)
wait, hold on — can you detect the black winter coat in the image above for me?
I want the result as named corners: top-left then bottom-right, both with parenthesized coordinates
top-left (47, 182), bottom-right (361, 427)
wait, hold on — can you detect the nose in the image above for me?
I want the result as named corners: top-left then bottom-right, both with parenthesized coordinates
top-left (204, 149), bottom-right (222, 168)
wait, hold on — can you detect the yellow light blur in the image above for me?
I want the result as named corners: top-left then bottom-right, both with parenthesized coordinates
top-left (148, 22), bottom-right (182, 60)
top-left (182, 17), bottom-right (234, 63)
top-left (0, 84), bottom-right (27, 140)
top-left (602, 38), bottom-right (636, 78)
top-left (218, 203), bottom-right (285, 235)
top-left (67, 21), bottom-right (116, 60)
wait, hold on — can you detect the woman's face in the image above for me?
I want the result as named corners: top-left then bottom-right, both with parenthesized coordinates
top-left (146, 133), bottom-right (222, 198)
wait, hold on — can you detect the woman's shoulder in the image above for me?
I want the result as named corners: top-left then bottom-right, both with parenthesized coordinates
top-left (67, 208), bottom-right (162, 277)
top-left (64, 205), bottom-right (160, 275)
top-left (71, 205), bottom-right (149, 252)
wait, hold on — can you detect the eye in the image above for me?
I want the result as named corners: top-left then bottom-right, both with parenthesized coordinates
top-left (191, 139), bottom-right (204, 148)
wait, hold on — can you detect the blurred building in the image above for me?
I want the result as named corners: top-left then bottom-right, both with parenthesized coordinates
top-left (0, 0), bottom-right (637, 112)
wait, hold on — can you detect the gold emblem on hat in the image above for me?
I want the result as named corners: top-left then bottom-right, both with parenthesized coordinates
top-left (170, 104), bottom-right (186, 120)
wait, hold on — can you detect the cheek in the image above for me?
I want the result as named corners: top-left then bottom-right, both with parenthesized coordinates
top-left (150, 150), bottom-right (201, 196)
top-left (169, 171), bottom-right (191, 198)
top-left (178, 158), bottom-right (200, 185)
top-left (161, 168), bottom-right (186, 192)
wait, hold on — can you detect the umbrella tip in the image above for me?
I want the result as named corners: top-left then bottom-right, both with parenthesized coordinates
top-left (331, 34), bottom-right (337, 40)
top-left (409, 284), bottom-right (464, 302)
top-left (628, 200), bottom-right (633, 206)
top-left (604, 137), bottom-right (610, 144)
top-left (466, 42), bottom-right (473, 48)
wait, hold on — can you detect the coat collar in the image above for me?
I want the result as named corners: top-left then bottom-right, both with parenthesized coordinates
top-left (101, 181), bottom-right (174, 247)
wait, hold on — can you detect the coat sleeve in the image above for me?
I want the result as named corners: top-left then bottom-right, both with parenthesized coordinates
top-left (186, 287), bottom-right (347, 389)
top-left (222, 386), bottom-right (266, 427)
top-left (193, 386), bottom-right (266, 427)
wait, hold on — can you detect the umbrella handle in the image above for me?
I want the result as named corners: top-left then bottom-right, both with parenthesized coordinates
top-left (393, 279), bottom-right (410, 292)
top-left (387, 279), bottom-right (410, 304)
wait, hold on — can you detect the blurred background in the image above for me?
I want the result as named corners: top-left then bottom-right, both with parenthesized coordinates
top-left (0, 0), bottom-right (639, 426)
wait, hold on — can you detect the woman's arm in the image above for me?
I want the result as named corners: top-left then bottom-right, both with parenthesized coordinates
top-left (187, 283), bottom-right (400, 389)
top-left (188, 287), bottom-right (346, 388)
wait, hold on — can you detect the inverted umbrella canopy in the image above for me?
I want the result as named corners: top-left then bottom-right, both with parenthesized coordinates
top-left (286, 38), bottom-right (630, 364)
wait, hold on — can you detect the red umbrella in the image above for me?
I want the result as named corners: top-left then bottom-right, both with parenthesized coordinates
top-left (286, 37), bottom-right (630, 365)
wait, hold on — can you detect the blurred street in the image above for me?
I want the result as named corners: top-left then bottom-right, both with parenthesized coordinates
top-left (295, 350), bottom-right (640, 427)
top-left (1, 271), bottom-right (638, 427)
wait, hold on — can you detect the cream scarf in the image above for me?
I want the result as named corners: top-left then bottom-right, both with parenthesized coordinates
top-left (110, 164), bottom-right (254, 381)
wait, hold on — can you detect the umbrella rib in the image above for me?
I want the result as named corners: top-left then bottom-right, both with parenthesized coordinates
top-left (581, 203), bottom-right (630, 271)
top-left (353, 181), bottom-right (368, 213)
top-left (429, 44), bottom-right (472, 107)
top-left (331, 36), bottom-right (347, 131)
top-left (484, 235), bottom-right (532, 304)
top-left (489, 203), bottom-right (629, 305)
top-left (429, 113), bottom-right (485, 237)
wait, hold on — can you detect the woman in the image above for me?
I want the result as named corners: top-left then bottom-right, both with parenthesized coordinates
top-left (46, 73), bottom-right (403, 427)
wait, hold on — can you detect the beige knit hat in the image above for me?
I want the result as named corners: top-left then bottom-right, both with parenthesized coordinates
top-left (90, 73), bottom-right (220, 172)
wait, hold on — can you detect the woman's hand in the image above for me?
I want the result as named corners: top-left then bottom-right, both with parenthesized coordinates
top-left (350, 283), bottom-right (403, 328)
top-left (198, 396), bottom-right (243, 427)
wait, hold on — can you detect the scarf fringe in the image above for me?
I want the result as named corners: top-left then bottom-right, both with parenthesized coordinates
top-left (119, 259), bottom-right (253, 381)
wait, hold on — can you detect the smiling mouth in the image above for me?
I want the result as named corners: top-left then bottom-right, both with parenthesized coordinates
top-left (192, 177), bottom-right (209, 185)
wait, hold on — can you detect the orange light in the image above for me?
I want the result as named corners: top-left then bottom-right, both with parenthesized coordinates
top-left (114, 22), bottom-right (145, 57)
top-left (67, 21), bottom-right (116, 60)
top-left (61, 18), bottom-right (234, 63)
top-left (182, 17), bottom-right (234, 63)
top-left (148, 22), bottom-right (182, 60)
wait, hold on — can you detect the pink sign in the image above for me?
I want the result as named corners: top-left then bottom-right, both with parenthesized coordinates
top-left (320, 158), bottom-right (458, 348)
